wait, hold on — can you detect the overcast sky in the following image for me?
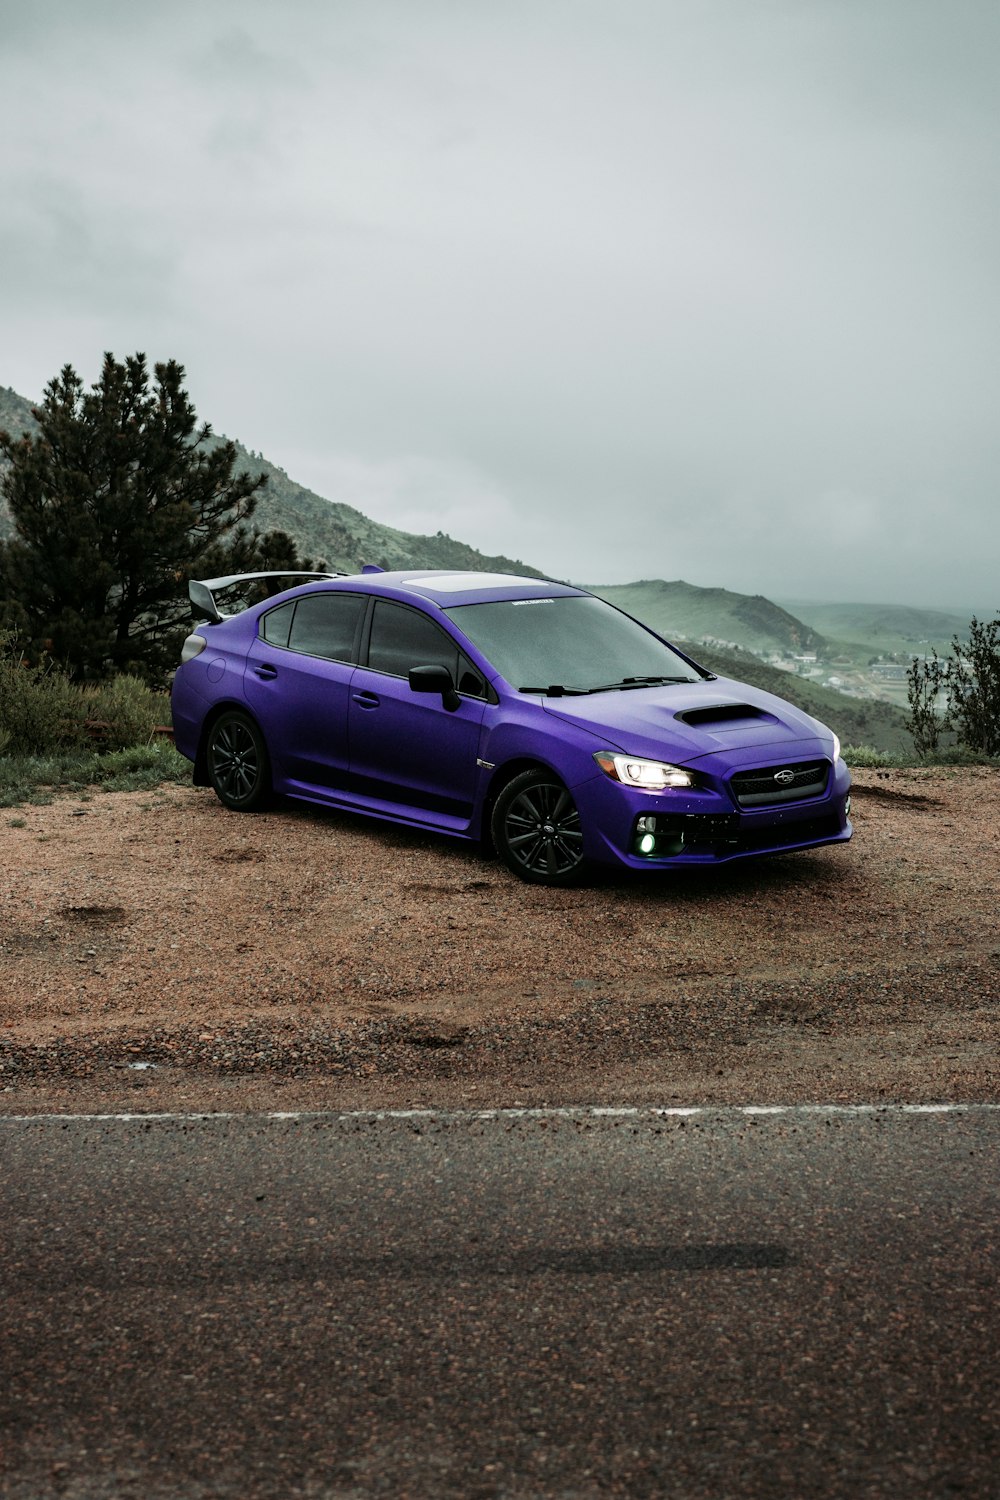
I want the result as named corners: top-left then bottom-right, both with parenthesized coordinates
top-left (1, 0), bottom-right (997, 609)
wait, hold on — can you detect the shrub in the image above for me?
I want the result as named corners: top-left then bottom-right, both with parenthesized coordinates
top-left (907, 615), bottom-right (1000, 757)
top-left (0, 631), bottom-right (84, 755)
top-left (946, 616), bottom-right (1000, 757)
top-left (904, 650), bottom-right (947, 757)
top-left (78, 674), bottom-right (167, 751)
top-left (0, 632), bottom-right (169, 755)
top-left (842, 745), bottom-right (909, 768)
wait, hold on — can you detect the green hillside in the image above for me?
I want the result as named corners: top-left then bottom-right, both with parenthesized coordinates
top-left (589, 578), bottom-right (830, 657)
top-left (674, 640), bottom-right (912, 753)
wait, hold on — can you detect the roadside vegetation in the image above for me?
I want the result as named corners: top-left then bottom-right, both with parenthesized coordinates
top-left (841, 744), bottom-right (998, 770)
top-left (0, 629), bottom-right (189, 806)
top-left (0, 741), bottom-right (189, 810)
top-left (0, 630), bottom-right (168, 755)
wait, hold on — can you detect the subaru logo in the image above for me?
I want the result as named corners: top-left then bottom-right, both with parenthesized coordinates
top-left (774, 768), bottom-right (796, 786)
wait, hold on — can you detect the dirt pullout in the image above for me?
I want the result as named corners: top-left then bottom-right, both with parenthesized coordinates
top-left (1, 767), bottom-right (997, 1112)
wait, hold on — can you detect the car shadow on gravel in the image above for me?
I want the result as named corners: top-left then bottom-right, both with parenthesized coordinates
top-left (236, 791), bottom-right (853, 908)
top-left (594, 850), bottom-right (851, 906)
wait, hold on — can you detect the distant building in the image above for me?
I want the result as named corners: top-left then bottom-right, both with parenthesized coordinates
top-left (870, 663), bottom-right (910, 682)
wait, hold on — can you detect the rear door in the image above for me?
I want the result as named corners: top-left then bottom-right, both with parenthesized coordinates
top-left (244, 590), bottom-right (366, 791)
top-left (347, 599), bottom-right (488, 827)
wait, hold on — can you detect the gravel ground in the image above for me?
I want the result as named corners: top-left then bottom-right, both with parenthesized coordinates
top-left (1, 767), bottom-right (997, 1113)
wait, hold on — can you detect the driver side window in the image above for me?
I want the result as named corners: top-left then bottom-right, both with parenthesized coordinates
top-left (367, 601), bottom-right (485, 697)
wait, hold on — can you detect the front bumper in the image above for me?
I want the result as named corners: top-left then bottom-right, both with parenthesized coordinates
top-left (577, 754), bottom-right (853, 870)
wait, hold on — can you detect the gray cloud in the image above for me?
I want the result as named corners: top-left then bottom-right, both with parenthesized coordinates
top-left (1, 0), bottom-right (997, 610)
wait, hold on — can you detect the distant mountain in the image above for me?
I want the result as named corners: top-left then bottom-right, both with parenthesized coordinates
top-left (588, 578), bottom-right (829, 658)
top-left (0, 384), bottom-right (543, 577)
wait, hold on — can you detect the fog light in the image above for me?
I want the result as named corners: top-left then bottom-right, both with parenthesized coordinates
top-left (845, 795), bottom-right (851, 815)
top-left (639, 833), bottom-right (656, 854)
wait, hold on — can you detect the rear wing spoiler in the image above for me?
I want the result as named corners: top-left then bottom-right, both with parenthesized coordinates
top-left (189, 571), bottom-right (343, 623)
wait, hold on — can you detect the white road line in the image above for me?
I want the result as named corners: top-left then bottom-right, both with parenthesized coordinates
top-left (1, 1104), bottom-right (998, 1124)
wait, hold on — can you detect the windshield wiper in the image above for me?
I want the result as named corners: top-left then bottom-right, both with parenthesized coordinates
top-left (582, 675), bottom-right (697, 693)
top-left (519, 675), bottom-right (696, 697)
top-left (624, 674), bottom-right (695, 685)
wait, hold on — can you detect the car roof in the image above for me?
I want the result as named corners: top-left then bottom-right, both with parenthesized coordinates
top-left (392, 571), bottom-right (582, 606)
top-left (295, 570), bottom-right (585, 609)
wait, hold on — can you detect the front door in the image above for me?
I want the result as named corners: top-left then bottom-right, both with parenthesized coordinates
top-left (347, 599), bottom-right (487, 827)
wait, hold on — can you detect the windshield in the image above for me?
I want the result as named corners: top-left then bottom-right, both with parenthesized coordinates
top-left (446, 594), bottom-right (703, 693)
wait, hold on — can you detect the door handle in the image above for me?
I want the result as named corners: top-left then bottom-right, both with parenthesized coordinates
top-left (253, 664), bottom-right (278, 680)
top-left (352, 691), bottom-right (380, 708)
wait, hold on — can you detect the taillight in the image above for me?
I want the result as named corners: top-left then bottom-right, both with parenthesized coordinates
top-left (180, 633), bottom-right (207, 664)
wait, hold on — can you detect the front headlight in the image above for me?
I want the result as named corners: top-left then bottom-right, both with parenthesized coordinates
top-left (594, 751), bottom-right (696, 791)
top-left (832, 733), bottom-right (841, 764)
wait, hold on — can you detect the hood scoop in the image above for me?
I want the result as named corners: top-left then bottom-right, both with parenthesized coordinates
top-left (674, 702), bottom-right (773, 728)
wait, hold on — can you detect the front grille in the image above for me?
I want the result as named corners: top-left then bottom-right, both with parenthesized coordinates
top-left (729, 759), bottom-right (828, 808)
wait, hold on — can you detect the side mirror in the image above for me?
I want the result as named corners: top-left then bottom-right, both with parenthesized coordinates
top-left (408, 663), bottom-right (461, 712)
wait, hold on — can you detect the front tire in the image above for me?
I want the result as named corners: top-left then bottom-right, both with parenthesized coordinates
top-left (206, 711), bottom-right (271, 812)
top-left (491, 770), bottom-right (586, 886)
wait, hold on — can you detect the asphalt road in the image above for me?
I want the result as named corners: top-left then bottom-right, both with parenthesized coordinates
top-left (2, 1107), bottom-right (998, 1499)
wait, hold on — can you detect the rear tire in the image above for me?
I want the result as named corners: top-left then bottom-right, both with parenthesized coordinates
top-left (491, 770), bottom-right (587, 886)
top-left (206, 711), bottom-right (271, 812)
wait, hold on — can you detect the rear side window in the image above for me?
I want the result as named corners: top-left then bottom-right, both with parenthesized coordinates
top-left (268, 592), bottom-right (365, 662)
top-left (261, 602), bottom-right (294, 647)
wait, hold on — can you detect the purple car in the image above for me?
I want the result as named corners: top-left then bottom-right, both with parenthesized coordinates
top-left (171, 569), bottom-right (852, 885)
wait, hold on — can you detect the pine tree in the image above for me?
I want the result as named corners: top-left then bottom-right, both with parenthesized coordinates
top-left (0, 353), bottom-right (300, 681)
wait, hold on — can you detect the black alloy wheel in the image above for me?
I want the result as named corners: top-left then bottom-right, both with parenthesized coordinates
top-left (491, 769), bottom-right (586, 885)
top-left (206, 711), bottom-right (271, 812)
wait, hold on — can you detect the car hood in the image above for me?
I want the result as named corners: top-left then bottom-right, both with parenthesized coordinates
top-left (539, 676), bottom-right (833, 763)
